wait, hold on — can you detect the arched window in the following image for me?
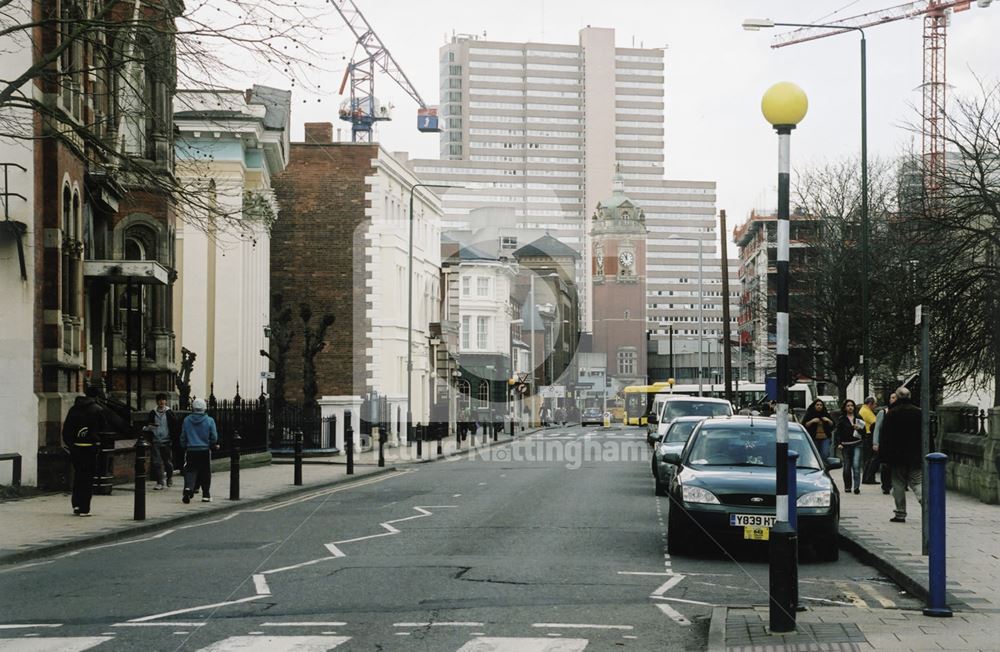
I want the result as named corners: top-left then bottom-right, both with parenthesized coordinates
top-left (119, 225), bottom-right (157, 356)
top-left (457, 378), bottom-right (472, 412)
top-left (61, 185), bottom-right (73, 315)
top-left (477, 380), bottom-right (490, 407)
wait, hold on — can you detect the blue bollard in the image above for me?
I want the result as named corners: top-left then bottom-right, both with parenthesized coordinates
top-left (787, 450), bottom-right (799, 532)
top-left (924, 452), bottom-right (952, 617)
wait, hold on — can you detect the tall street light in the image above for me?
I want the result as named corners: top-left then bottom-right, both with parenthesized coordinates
top-left (744, 17), bottom-right (870, 398)
top-left (407, 182), bottom-right (460, 459)
top-left (761, 80), bottom-right (808, 634)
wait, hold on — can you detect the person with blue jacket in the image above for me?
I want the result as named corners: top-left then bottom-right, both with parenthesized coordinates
top-left (181, 398), bottom-right (219, 504)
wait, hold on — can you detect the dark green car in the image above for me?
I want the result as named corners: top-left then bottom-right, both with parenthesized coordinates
top-left (662, 416), bottom-right (842, 561)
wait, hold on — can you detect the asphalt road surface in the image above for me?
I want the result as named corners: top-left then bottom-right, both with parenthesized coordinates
top-left (0, 425), bottom-right (916, 651)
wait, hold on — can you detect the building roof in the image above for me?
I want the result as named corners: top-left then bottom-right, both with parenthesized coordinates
top-left (597, 167), bottom-right (635, 210)
top-left (247, 85), bottom-right (291, 131)
top-left (514, 233), bottom-right (580, 260)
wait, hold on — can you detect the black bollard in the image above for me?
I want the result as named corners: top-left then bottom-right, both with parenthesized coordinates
top-left (415, 420), bottom-right (422, 459)
top-left (378, 426), bottom-right (386, 468)
top-left (229, 430), bottom-right (241, 501)
top-left (493, 412), bottom-right (498, 442)
top-left (345, 410), bottom-right (354, 476)
top-left (293, 430), bottom-right (303, 486)
top-left (134, 438), bottom-right (148, 521)
top-left (437, 425), bottom-right (443, 456)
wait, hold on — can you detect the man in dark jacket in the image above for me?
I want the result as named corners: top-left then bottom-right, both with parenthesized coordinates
top-left (878, 386), bottom-right (923, 523)
top-left (61, 387), bottom-right (120, 516)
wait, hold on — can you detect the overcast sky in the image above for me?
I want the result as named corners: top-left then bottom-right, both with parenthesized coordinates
top-left (282, 0), bottom-right (1000, 233)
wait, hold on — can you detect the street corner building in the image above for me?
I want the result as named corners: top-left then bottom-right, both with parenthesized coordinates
top-left (269, 125), bottom-right (445, 450)
top-left (0, 0), bottom-right (182, 488)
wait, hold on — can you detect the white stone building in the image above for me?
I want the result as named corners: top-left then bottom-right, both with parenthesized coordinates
top-left (173, 86), bottom-right (290, 401)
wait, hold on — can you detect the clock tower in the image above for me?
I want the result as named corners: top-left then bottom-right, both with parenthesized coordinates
top-left (591, 169), bottom-right (648, 396)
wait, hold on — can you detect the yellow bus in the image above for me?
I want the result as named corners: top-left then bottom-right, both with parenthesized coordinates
top-left (623, 381), bottom-right (675, 426)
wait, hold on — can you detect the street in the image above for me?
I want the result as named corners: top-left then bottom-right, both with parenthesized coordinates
top-left (0, 426), bottom-right (916, 651)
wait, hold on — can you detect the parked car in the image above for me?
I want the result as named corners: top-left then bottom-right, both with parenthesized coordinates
top-left (651, 416), bottom-right (706, 496)
top-left (647, 396), bottom-right (733, 445)
top-left (662, 416), bottom-right (842, 561)
top-left (581, 407), bottom-right (604, 426)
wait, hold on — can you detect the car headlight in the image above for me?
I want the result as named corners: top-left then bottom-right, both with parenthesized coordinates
top-left (681, 485), bottom-right (720, 504)
top-left (797, 490), bottom-right (832, 507)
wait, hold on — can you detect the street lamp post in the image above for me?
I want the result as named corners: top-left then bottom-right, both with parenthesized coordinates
top-left (407, 182), bottom-right (460, 459)
top-left (744, 17), bottom-right (870, 397)
top-left (761, 80), bottom-right (808, 634)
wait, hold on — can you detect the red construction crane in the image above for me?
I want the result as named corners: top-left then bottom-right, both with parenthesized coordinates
top-left (328, 0), bottom-right (440, 142)
top-left (772, 0), bottom-right (993, 197)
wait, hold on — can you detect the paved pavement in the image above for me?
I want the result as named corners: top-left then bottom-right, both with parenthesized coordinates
top-left (709, 477), bottom-right (1000, 651)
top-left (0, 428), bottom-right (526, 565)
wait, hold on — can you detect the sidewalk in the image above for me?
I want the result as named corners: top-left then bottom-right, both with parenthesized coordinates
top-left (709, 482), bottom-right (1000, 651)
top-left (0, 428), bottom-right (529, 566)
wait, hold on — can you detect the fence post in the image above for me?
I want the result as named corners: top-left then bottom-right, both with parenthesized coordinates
top-left (924, 452), bottom-right (952, 617)
top-left (134, 438), bottom-right (147, 521)
top-left (294, 430), bottom-right (303, 486)
top-left (978, 410), bottom-right (987, 436)
top-left (378, 423), bottom-right (386, 468)
top-left (437, 423), bottom-right (443, 456)
top-left (229, 429), bottom-right (241, 501)
top-left (345, 410), bottom-right (354, 475)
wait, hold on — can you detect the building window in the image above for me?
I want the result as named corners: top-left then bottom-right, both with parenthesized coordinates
top-left (478, 380), bottom-right (490, 407)
top-left (477, 316), bottom-right (489, 349)
top-left (617, 348), bottom-right (637, 375)
top-left (477, 276), bottom-right (490, 297)
top-left (462, 315), bottom-right (470, 349)
top-left (500, 236), bottom-right (518, 250)
top-left (462, 276), bottom-right (470, 296)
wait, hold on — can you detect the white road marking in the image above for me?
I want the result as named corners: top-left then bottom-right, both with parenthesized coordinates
top-left (195, 635), bottom-right (351, 651)
top-left (0, 626), bottom-right (62, 630)
top-left (651, 574), bottom-right (685, 596)
top-left (456, 637), bottom-right (589, 652)
top-left (260, 623), bottom-right (347, 628)
top-left (532, 623), bottom-right (634, 630)
top-left (655, 603), bottom-right (692, 626)
top-left (0, 638), bottom-right (112, 651)
top-left (395, 632), bottom-right (411, 636)
top-left (622, 635), bottom-right (637, 639)
top-left (126, 595), bottom-right (267, 622)
top-left (393, 622), bottom-right (484, 627)
top-left (616, 571), bottom-right (670, 576)
top-left (650, 595), bottom-right (716, 607)
top-left (252, 574), bottom-right (270, 595)
top-left (113, 622), bottom-right (207, 627)
top-left (453, 493), bottom-right (462, 497)
top-left (801, 595), bottom-right (855, 607)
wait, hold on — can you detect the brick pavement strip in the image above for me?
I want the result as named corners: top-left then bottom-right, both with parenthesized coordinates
top-left (711, 481), bottom-right (1000, 651)
top-left (0, 430), bottom-right (534, 566)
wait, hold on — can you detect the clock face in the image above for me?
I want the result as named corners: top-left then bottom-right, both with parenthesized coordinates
top-left (619, 250), bottom-right (634, 267)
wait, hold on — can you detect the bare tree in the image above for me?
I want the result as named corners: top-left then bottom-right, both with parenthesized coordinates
top-left (792, 157), bottom-right (901, 400)
top-left (901, 80), bottom-right (1000, 405)
top-left (0, 0), bottom-right (337, 230)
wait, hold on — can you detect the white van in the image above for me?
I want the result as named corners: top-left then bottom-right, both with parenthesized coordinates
top-left (646, 395), bottom-right (734, 445)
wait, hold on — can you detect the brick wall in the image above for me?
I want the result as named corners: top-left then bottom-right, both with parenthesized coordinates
top-left (271, 142), bottom-right (377, 402)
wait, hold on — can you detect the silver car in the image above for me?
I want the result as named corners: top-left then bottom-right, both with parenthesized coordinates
top-left (652, 416), bottom-right (706, 496)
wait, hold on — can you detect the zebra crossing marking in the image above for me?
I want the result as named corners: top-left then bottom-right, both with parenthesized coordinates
top-left (196, 635), bottom-right (351, 651)
top-left (455, 637), bottom-right (588, 652)
top-left (0, 638), bottom-right (111, 652)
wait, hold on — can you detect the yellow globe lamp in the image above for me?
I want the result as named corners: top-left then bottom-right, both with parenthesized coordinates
top-left (761, 82), bottom-right (808, 127)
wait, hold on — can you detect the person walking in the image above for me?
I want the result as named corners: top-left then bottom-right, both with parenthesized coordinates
top-left (836, 399), bottom-right (866, 494)
top-left (61, 386), bottom-right (125, 516)
top-left (802, 398), bottom-right (836, 459)
top-left (144, 393), bottom-right (178, 490)
top-left (878, 387), bottom-right (922, 523)
top-left (870, 392), bottom-right (897, 494)
top-left (180, 398), bottom-right (219, 504)
top-left (859, 396), bottom-right (878, 484)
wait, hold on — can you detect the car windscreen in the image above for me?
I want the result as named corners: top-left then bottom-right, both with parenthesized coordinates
top-left (661, 401), bottom-right (732, 422)
top-left (685, 425), bottom-right (821, 469)
top-left (665, 420), bottom-right (699, 443)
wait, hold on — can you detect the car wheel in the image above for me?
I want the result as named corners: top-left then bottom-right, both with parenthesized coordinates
top-left (814, 537), bottom-right (840, 562)
top-left (667, 503), bottom-right (693, 555)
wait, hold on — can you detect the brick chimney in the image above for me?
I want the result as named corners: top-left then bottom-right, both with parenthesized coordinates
top-left (303, 122), bottom-right (333, 144)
